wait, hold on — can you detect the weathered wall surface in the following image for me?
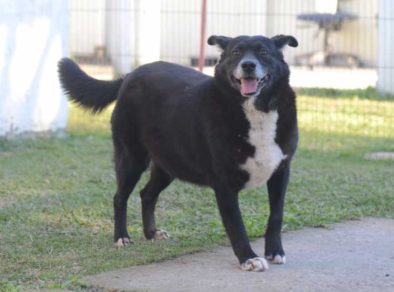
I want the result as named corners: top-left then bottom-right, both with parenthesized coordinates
top-left (0, 0), bottom-right (69, 137)
top-left (378, 0), bottom-right (394, 94)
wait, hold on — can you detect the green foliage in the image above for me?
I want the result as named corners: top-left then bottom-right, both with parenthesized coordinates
top-left (0, 281), bottom-right (20, 292)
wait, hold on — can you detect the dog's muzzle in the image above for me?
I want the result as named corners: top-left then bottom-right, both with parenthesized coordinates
top-left (232, 57), bottom-right (269, 97)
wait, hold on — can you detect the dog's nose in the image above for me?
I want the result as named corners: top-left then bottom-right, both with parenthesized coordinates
top-left (241, 61), bottom-right (256, 72)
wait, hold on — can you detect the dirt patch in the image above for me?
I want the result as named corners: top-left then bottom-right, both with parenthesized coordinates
top-left (365, 152), bottom-right (394, 160)
top-left (0, 151), bottom-right (14, 157)
top-left (0, 197), bottom-right (12, 207)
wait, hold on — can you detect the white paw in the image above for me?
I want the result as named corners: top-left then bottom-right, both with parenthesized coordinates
top-left (114, 237), bottom-right (132, 248)
top-left (153, 229), bottom-right (170, 240)
top-left (241, 257), bottom-right (269, 272)
top-left (266, 254), bottom-right (286, 264)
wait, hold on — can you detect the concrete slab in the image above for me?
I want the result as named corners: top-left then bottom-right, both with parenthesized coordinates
top-left (87, 218), bottom-right (394, 292)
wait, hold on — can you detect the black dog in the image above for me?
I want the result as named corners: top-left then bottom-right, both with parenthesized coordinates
top-left (58, 34), bottom-right (298, 272)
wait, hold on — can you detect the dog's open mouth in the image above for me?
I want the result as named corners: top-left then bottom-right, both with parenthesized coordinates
top-left (232, 74), bottom-right (271, 96)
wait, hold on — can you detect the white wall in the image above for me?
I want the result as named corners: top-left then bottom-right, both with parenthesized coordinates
top-left (0, 0), bottom-right (69, 137)
top-left (69, 0), bottom-right (378, 69)
top-left (137, 0), bottom-right (161, 66)
top-left (377, 0), bottom-right (394, 94)
top-left (105, 0), bottom-right (137, 75)
top-left (71, 0), bottom-right (267, 67)
top-left (106, 0), bottom-right (161, 75)
top-left (334, 0), bottom-right (377, 67)
top-left (159, 0), bottom-right (378, 66)
top-left (70, 0), bottom-right (106, 56)
top-left (267, 0), bottom-right (377, 67)
top-left (266, 0), bottom-right (318, 65)
top-left (160, 0), bottom-right (268, 64)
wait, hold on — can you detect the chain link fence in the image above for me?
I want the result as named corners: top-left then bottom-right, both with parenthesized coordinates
top-left (68, 0), bottom-right (394, 155)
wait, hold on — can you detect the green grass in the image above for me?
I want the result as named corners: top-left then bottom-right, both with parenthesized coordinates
top-left (297, 86), bottom-right (394, 101)
top-left (0, 92), bottom-right (393, 291)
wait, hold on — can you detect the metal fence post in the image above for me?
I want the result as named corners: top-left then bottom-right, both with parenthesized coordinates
top-left (198, 0), bottom-right (207, 72)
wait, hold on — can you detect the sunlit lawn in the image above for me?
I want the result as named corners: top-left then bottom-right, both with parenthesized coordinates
top-left (0, 90), bottom-right (393, 291)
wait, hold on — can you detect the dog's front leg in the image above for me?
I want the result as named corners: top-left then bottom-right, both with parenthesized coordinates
top-left (265, 164), bottom-right (290, 264)
top-left (214, 184), bottom-right (268, 272)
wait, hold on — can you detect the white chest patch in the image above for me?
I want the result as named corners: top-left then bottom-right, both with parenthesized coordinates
top-left (241, 99), bottom-right (286, 189)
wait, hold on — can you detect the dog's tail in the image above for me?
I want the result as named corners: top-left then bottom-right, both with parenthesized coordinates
top-left (58, 58), bottom-right (124, 113)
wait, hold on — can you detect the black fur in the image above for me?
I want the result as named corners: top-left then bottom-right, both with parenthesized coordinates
top-left (58, 58), bottom-right (123, 113)
top-left (58, 34), bottom-right (298, 268)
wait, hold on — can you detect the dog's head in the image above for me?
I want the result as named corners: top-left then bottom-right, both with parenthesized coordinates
top-left (208, 35), bottom-right (298, 98)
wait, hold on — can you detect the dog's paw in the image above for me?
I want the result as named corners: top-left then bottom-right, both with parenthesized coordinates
top-left (153, 229), bottom-right (170, 240)
top-left (240, 257), bottom-right (269, 272)
top-left (265, 254), bottom-right (286, 264)
top-left (114, 237), bottom-right (133, 248)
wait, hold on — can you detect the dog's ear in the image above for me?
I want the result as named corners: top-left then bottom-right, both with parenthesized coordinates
top-left (271, 35), bottom-right (298, 49)
top-left (207, 35), bottom-right (232, 50)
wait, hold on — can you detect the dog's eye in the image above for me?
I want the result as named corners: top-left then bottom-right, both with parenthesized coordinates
top-left (259, 49), bottom-right (268, 56)
top-left (232, 49), bottom-right (240, 56)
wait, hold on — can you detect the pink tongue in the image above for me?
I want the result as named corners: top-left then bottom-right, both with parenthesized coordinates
top-left (240, 78), bottom-right (258, 95)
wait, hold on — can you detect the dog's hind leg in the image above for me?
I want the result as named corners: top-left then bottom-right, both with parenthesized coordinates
top-left (140, 164), bottom-right (173, 240)
top-left (113, 145), bottom-right (149, 248)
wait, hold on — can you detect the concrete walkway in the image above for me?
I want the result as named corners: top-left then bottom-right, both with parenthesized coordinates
top-left (87, 218), bottom-right (394, 292)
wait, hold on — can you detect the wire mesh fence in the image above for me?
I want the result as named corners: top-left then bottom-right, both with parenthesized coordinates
top-left (68, 0), bottom-right (394, 154)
